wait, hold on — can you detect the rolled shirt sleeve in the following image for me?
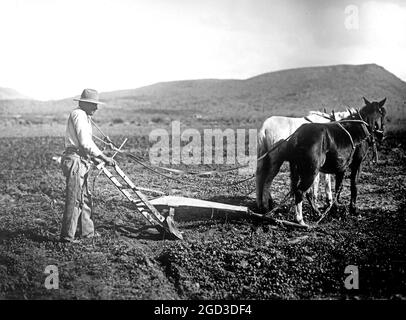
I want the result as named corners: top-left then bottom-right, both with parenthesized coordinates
top-left (69, 109), bottom-right (103, 157)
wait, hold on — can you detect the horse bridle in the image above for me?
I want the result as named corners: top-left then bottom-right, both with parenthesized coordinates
top-left (358, 107), bottom-right (386, 137)
top-left (335, 108), bottom-right (384, 166)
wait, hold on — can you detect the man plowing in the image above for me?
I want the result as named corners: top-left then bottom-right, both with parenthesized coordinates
top-left (60, 88), bottom-right (115, 243)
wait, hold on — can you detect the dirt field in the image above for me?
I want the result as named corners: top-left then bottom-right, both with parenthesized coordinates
top-left (0, 131), bottom-right (405, 300)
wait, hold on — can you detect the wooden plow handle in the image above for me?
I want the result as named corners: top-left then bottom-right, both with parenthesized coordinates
top-left (96, 160), bottom-right (183, 240)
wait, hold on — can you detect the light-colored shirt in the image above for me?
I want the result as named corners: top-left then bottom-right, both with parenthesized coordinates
top-left (65, 108), bottom-right (102, 157)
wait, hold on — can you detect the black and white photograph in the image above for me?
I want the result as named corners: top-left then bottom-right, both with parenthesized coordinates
top-left (0, 0), bottom-right (405, 309)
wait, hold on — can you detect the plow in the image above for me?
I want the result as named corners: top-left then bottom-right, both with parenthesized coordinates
top-left (90, 156), bottom-right (307, 241)
top-left (93, 156), bottom-right (184, 240)
top-left (53, 123), bottom-right (309, 241)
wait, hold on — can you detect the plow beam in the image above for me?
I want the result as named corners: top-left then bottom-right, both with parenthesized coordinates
top-left (150, 196), bottom-right (307, 229)
top-left (150, 196), bottom-right (249, 213)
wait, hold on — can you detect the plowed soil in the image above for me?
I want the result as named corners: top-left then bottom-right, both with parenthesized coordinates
top-left (0, 133), bottom-right (405, 300)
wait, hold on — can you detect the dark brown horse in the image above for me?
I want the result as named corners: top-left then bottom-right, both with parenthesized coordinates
top-left (283, 97), bottom-right (386, 226)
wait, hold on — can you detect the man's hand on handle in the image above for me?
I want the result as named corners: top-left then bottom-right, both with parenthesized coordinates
top-left (104, 156), bottom-right (116, 167)
top-left (96, 153), bottom-right (116, 167)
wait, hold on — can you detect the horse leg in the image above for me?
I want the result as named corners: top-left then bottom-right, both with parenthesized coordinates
top-left (290, 164), bottom-right (306, 227)
top-left (306, 191), bottom-right (322, 217)
top-left (324, 174), bottom-right (333, 206)
top-left (256, 153), bottom-right (274, 213)
top-left (335, 171), bottom-right (345, 204)
top-left (315, 172), bottom-right (340, 224)
top-left (305, 172), bottom-right (323, 217)
top-left (256, 154), bottom-right (276, 212)
top-left (293, 167), bottom-right (318, 226)
top-left (349, 164), bottom-right (362, 215)
top-left (294, 198), bottom-right (307, 227)
top-left (310, 173), bottom-right (320, 206)
top-left (256, 152), bottom-right (284, 213)
top-left (264, 155), bottom-right (285, 210)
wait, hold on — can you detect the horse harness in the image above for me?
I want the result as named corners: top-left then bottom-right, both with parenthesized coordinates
top-left (332, 118), bottom-right (375, 167)
top-left (257, 113), bottom-right (332, 162)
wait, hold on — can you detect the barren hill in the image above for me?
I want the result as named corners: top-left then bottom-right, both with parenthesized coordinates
top-left (0, 87), bottom-right (29, 100)
top-left (1, 64), bottom-right (405, 127)
top-left (100, 64), bottom-right (406, 125)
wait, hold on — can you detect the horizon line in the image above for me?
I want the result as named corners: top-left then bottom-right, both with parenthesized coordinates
top-left (2, 62), bottom-right (405, 102)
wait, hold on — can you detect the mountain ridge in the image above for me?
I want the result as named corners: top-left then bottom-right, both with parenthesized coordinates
top-left (0, 87), bottom-right (30, 100)
top-left (1, 64), bottom-right (405, 125)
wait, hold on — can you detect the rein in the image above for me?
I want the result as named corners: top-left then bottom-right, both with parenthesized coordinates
top-left (256, 138), bottom-right (288, 162)
top-left (334, 122), bottom-right (355, 149)
top-left (91, 123), bottom-right (255, 188)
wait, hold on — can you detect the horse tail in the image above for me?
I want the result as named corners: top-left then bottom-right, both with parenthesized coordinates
top-left (256, 127), bottom-right (269, 182)
top-left (256, 126), bottom-right (271, 211)
top-left (257, 127), bottom-right (268, 159)
top-left (322, 127), bottom-right (332, 152)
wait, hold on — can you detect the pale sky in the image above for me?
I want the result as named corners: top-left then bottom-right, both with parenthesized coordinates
top-left (0, 0), bottom-right (405, 100)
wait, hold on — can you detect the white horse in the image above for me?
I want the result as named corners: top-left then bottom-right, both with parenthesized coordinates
top-left (256, 109), bottom-right (354, 213)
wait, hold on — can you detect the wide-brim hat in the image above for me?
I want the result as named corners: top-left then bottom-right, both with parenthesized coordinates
top-left (74, 88), bottom-right (105, 105)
